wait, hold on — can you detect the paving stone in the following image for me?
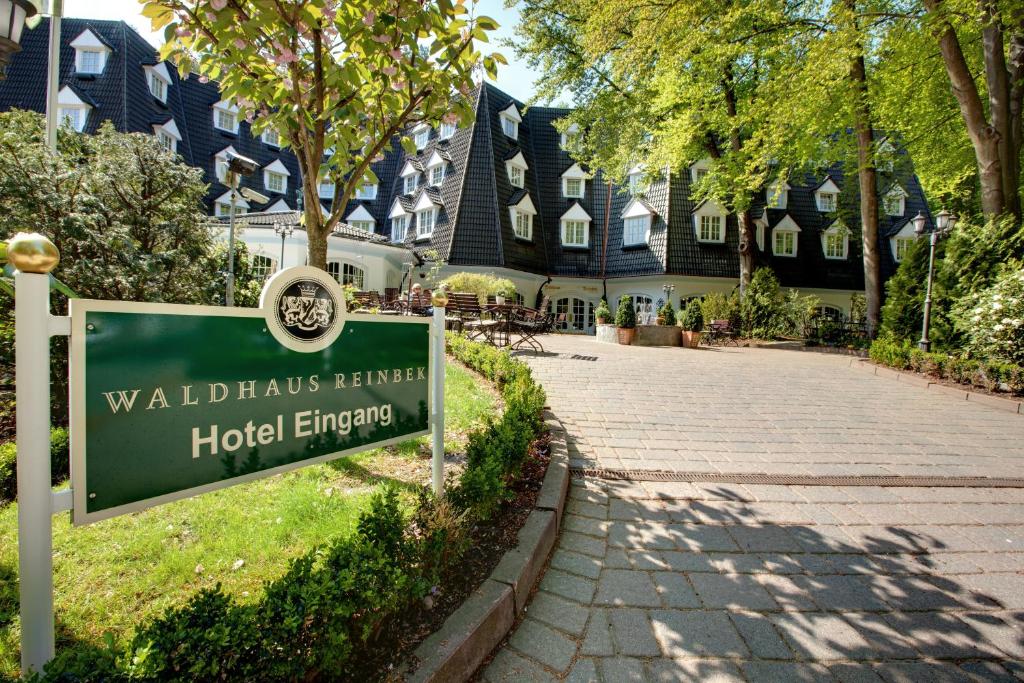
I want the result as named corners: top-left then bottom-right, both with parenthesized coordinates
top-left (872, 661), bottom-right (973, 683)
top-left (580, 608), bottom-right (614, 656)
top-left (594, 569), bottom-right (661, 607)
top-left (563, 514), bottom-right (610, 538)
top-left (706, 552), bottom-right (766, 574)
top-left (741, 661), bottom-right (835, 683)
top-left (962, 573), bottom-right (1024, 609)
top-left (838, 612), bottom-right (920, 659)
top-left (609, 608), bottom-right (661, 656)
top-left (690, 572), bottom-right (779, 611)
top-left (567, 499), bottom-right (608, 520)
top-left (630, 549), bottom-right (670, 570)
top-left (730, 611), bottom-right (794, 659)
top-left (484, 648), bottom-right (557, 683)
top-left (565, 657), bottom-right (599, 683)
top-left (651, 571), bottom-right (701, 608)
top-left (526, 590), bottom-right (590, 636)
top-left (882, 610), bottom-right (1003, 659)
top-left (728, 524), bottom-right (803, 553)
top-left (770, 612), bottom-right (875, 660)
top-left (601, 656), bottom-right (647, 682)
top-left (955, 611), bottom-right (1024, 658)
top-left (660, 550), bottom-right (717, 572)
top-left (650, 610), bottom-right (750, 658)
top-left (608, 521), bottom-right (678, 550)
top-left (793, 574), bottom-right (890, 611)
top-left (958, 660), bottom-right (1019, 682)
top-left (829, 663), bottom-right (886, 683)
top-left (550, 549), bottom-right (603, 580)
top-left (647, 658), bottom-right (745, 682)
top-left (540, 568), bottom-right (596, 604)
top-left (672, 524), bottom-right (741, 552)
top-left (604, 546), bottom-right (632, 569)
top-left (560, 530), bottom-right (607, 558)
top-left (507, 618), bottom-right (577, 673)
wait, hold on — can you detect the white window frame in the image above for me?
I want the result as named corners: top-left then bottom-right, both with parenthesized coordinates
top-left (822, 223), bottom-right (849, 260)
top-left (623, 215), bottom-right (650, 246)
top-left (391, 215), bottom-right (408, 242)
top-left (507, 164), bottom-right (524, 188)
top-left (78, 49), bottom-right (102, 74)
top-left (439, 121), bottom-right (457, 140)
top-left (561, 220), bottom-right (588, 247)
top-left (563, 177), bottom-right (584, 199)
top-left (816, 192), bottom-right (836, 212)
top-left (628, 173), bottom-right (646, 195)
top-left (156, 129), bottom-right (176, 152)
top-left (512, 210), bottom-right (533, 240)
top-left (429, 164), bottom-right (445, 186)
top-left (58, 106), bottom-right (88, 132)
top-left (71, 30), bottom-right (109, 75)
top-left (690, 158), bottom-right (712, 184)
top-left (773, 229), bottom-right (798, 257)
top-left (403, 173), bottom-right (420, 195)
top-left (213, 100), bottom-right (239, 134)
top-left (894, 236), bottom-right (914, 262)
top-left (767, 179), bottom-right (790, 209)
top-left (884, 188), bottom-right (906, 217)
top-left (559, 123), bottom-right (579, 150)
top-left (699, 214), bottom-right (723, 243)
top-left (414, 125), bottom-right (431, 150)
top-left (355, 183), bottom-right (378, 200)
top-left (265, 171), bottom-right (286, 193)
top-left (148, 73), bottom-right (167, 102)
top-left (501, 115), bottom-right (518, 139)
top-left (251, 254), bottom-right (277, 280)
top-left (349, 220), bottom-right (374, 232)
top-left (262, 128), bottom-right (281, 148)
top-left (416, 208), bottom-right (437, 239)
top-left (319, 179), bottom-right (335, 199)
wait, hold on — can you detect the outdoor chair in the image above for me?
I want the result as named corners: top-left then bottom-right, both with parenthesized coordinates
top-left (509, 307), bottom-right (547, 352)
top-left (350, 290), bottom-right (381, 313)
top-left (702, 319), bottom-right (739, 346)
top-left (395, 290), bottom-right (432, 316)
top-left (448, 291), bottom-right (499, 343)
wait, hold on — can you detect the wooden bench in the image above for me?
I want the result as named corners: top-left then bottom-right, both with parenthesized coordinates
top-left (702, 319), bottom-right (738, 346)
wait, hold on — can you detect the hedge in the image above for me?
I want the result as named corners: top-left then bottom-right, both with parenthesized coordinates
top-left (32, 338), bottom-right (546, 681)
top-left (0, 428), bottom-right (70, 505)
top-left (869, 335), bottom-right (1024, 396)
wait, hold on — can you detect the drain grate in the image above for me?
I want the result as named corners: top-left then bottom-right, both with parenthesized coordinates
top-left (570, 468), bottom-right (1024, 488)
top-left (568, 354), bottom-right (598, 361)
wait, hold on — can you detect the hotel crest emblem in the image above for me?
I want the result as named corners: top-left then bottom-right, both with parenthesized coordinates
top-left (260, 266), bottom-right (346, 352)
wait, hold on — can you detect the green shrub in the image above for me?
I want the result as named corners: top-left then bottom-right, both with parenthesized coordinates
top-left (869, 335), bottom-right (913, 369)
top-left (700, 291), bottom-right (741, 331)
top-left (0, 427), bottom-right (72, 505)
top-left (677, 299), bottom-right (704, 331)
top-left (614, 295), bottom-right (636, 329)
top-left (657, 300), bottom-right (675, 326)
top-left (952, 262), bottom-right (1024, 365)
top-left (440, 272), bottom-right (517, 305)
top-left (743, 268), bottom-right (787, 339)
top-left (594, 299), bottom-right (611, 323)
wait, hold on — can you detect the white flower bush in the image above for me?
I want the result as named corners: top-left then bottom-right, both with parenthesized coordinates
top-left (954, 262), bottom-right (1024, 365)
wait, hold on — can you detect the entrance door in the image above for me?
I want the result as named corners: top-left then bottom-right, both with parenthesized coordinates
top-left (551, 297), bottom-right (595, 334)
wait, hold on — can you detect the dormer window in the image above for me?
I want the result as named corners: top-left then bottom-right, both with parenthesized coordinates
top-left (559, 122), bottom-right (579, 149)
top-left (426, 150), bottom-right (447, 187)
top-left (506, 150), bottom-right (528, 189)
top-left (884, 185), bottom-right (907, 217)
top-left (346, 204), bottom-right (376, 232)
top-left (213, 189), bottom-right (249, 217)
top-left (815, 177), bottom-right (840, 212)
top-left (389, 199), bottom-right (410, 242)
top-left (400, 160), bottom-right (422, 195)
top-left (262, 128), bottom-right (280, 147)
top-left (413, 192), bottom-right (441, 240)
top-left (509, 193), bottom-right (537, 241)
top-left (355, 182), bottom-right (378, 200)
top-left (878, 140), bottom-right (896, 172)
top-left (890, 221), bottom-right (917, 262)
top-left (71, 30), bottom-right (110, 75)
top-left (439, 121), bottom-right (457, 140)
top-left (622, 198), bottom-right (654, 246)
top-left (562, 163), bottom-right (588, 199)
top-left (627, 165), bottom-right (646, 194)
top-left (319, 178), bottom-right (335, 199)
top-left (560, 203), bottom-right (591, 248)
top-left (692, 199), bottom-right (726, 243)
top-left (767, 178), bottom-right (791, 209)
top-left (262, 159), bottom-right (291, 194)
top-left (214, 146), bottom-right (237, 183)
top-left (499, 103), bottom-right (522, 139)
top-left (153, 119), bottom-right (180, 153)
top-left (690, 158), bottom-right (712, 185)
top-left (143, 63), bottom-right (171, 103)
top-left (56, 86), bottom-right (90, 132)
top-left (822, 220), bottom-right (850, 259)
top-left (213, 100), bottom-right (239, 134)
top-left (771, 215), bottom-right (801, 257)
top-left (413, 123), bottom-right (431, 150)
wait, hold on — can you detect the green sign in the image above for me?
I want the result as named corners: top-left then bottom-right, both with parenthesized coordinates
top-left (69, 269), bottom-right (433, 524)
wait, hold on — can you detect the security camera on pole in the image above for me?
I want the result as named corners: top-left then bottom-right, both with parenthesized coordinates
top-left (221, 151), bottom-right (265, 306)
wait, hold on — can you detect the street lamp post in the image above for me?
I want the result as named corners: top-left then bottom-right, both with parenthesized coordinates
top-left (274, 221), bottom-right (294, 272)
top-left (912, 209), bottom-right (957, 353)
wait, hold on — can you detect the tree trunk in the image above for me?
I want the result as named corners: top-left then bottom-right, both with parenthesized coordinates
top-left (924, 0), bottom-right (1006, 217)
top-left (304, 183), bottom-right (328, 270)
top-left (848, 2), bottom-right (881, 337)
top-left (981, 1), bottom-right (1020, 218)
top-left (737, 210), bottom-right (755, 297)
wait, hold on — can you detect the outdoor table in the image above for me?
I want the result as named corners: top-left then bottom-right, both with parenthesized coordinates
top-left (482, 304), bottom-right (521, 347)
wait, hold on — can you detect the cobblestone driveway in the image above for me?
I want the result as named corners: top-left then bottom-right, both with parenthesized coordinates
top-left (483, 336), bottom-right (1024, 682)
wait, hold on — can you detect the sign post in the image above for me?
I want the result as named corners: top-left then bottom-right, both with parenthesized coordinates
top-left (11, 233), bottom-right (65, 675)
top-left (430, 289), bottom-right (448, 495)
top-left (10, 254), bottom-right (444, 675)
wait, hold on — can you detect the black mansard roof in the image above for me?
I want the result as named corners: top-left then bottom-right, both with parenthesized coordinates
top-left (0, 20), bottom-right (929, 290)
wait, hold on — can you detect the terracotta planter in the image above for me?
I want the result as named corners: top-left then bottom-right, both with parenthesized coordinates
top-left (596, 317), bottom-right (608, 326)
top-left (617, 327), bottom-right (635, 345)
top-left (681, 330), bottom-right (701, 348)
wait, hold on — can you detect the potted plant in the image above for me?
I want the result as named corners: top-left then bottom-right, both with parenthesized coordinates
top-left (678, 299), bottom-right (704, 348)
top-left (615, 294), bottom-right (636, 344)
top-left (657, 300), bottom-right (675, 326)
top-left (595, 298), bottom-right (611, 325)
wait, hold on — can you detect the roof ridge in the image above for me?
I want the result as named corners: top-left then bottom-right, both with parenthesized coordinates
top-left (522, 101), bottom-right (550, 274)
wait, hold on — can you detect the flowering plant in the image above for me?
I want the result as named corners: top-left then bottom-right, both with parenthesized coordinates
top-left (953, 262), bottom-right (1024, 365)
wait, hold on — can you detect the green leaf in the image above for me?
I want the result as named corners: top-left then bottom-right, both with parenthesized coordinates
top-left (49, 274), bottom-right (78, 299)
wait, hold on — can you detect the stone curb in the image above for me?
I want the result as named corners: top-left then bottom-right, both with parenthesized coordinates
top-left (850, 358), bottom-right (1022, 415)
top-left (407, 415), bottom-right (571, 682)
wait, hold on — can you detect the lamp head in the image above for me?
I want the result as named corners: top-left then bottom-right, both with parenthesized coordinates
top-left (912, 211), bottom-right (927, 237)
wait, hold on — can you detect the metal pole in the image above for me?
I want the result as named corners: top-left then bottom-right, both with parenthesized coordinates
top-left (279, 232), bottom-right (286, 271)
top-left (918, 231), bottom-right (938, 353)
top-left (431, 304), bottom-right (446, 495)
top-left (226, 186), bottom-right (236, 307)
top-left (44, 0), bottom-right (63, 154)
top-left (16, 271), bottom-right (54, 674)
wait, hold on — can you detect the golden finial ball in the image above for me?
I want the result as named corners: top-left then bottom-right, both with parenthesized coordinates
top-left (431, 289), bottom-right (448, 308)
top-left (7, 233), bottom-right (60, 274)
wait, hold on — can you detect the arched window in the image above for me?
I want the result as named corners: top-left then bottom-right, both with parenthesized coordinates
top-left (627, 294), bottom-right (655, 325)
top-left (327, 261), bottom-right (365, 289)
top-left (251, 255), bottom-right (276, 281)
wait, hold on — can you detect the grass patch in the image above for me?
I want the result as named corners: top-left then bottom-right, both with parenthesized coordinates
top-left (0, 360), bottom-right (495, 679)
